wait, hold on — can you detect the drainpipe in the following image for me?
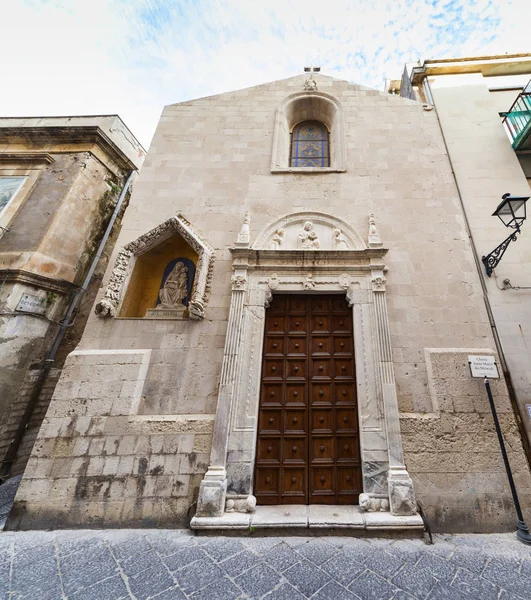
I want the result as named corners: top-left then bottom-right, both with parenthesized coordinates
top-left (423, 77), bottom-right (531, 467)
top-left (0, 171), bottom-right (135, 480)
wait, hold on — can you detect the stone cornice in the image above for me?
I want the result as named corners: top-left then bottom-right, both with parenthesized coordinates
top-left (410, 55), bottom-right (531, 85)
top-left (0, 269), bottom-right (75, 294)
top-left (231, 248), bottom-right (388, 271)
top-left (0, 126), bottom-right (138, 171)
top-left (0, 152), bottom-right (55, 164)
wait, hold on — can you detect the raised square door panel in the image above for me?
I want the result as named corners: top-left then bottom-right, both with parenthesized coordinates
top-left (254, 294), bottom-right (362, 505)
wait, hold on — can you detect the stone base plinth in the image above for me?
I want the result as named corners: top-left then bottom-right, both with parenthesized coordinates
top-left (190, 504), bottom-right (424, 533)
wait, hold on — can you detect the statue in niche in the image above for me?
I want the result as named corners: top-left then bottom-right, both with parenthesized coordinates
top-left (296, 221), bottom-right (320, 249)
top-left (270, 228), bottom-right (284, 249)
top-left (333, 228), bottom-right (349, 250)
top-left (157, 261), bottom-right (188, 310)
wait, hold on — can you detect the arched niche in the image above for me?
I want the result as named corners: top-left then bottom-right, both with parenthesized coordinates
top-left (95, 214), bottom-right (214, 320)
top-left (271, 91), bottom-right (346, 173)
top-left (253, 211), bottom-right (366, 251)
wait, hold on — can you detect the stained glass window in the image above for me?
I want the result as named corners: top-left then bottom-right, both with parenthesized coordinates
top-left (0, 177), bottom-right (25, 216)
top-left (290, 121), bottom-right (329, 167)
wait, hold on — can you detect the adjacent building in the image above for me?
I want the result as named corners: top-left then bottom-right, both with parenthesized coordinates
top-left (0, 116), bottom-right (145, 480)
top-left (387, 54), bottom-right (531, 453)
top-left (7, 72), bottom-right (531, 533)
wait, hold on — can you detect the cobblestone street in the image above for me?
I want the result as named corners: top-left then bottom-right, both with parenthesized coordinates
top-left (0, 528), bottom-right (530, 600)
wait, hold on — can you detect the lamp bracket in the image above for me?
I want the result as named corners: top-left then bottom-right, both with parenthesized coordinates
top-left (482, 230), bottom-right (519, 277)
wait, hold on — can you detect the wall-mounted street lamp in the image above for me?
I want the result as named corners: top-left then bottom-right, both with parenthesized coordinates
top-left (482, 193), bottom-right (529, 277)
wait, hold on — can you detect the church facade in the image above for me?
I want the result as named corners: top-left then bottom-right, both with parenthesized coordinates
top-left (8, 72), bottom-right (531, 533)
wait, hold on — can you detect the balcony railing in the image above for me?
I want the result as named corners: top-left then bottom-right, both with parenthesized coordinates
top-left (502, 80), bottom-right (531, 151)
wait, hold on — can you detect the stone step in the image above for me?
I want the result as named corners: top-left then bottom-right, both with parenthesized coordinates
top-left (191, 504), bottom-right (424, 536)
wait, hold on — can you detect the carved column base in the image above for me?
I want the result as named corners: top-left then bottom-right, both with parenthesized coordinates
top-left (388, 468), bottom-right (417, 516)
top-left (195, 466), bottom-right (227, 518)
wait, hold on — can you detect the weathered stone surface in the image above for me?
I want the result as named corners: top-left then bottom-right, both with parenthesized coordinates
top-left (10, 73), bottom-right (531, 532)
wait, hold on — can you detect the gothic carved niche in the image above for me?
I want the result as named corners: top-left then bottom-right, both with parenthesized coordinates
top-left (95, 214), bottom-right (215, 320)
top-left (253, 211), bottom-right (366, 251)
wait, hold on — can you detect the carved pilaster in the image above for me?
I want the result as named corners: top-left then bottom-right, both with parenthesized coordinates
top-left (371, 274), bottom-right (417, 516)
top-left (196, 271), bottom-right (247, 517)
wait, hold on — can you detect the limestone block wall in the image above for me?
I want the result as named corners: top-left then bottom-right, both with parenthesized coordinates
top-left (9, 73), bottom-right (531, 530)
top-left (402, 349), bottom-right (530, 532)
top-left (8, 413), bottom-right (212, 528)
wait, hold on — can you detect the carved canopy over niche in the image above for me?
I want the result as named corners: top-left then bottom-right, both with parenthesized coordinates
top-left (95, 214), bottom-right (215, 320)
top-left (271, 91), bottom-right (346, 172)
top-left (253, 212), bottom-right (366, 251)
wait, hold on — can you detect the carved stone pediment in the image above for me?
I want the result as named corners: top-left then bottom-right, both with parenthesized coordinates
top-left (95, 214), bottom-right (215, 320)
top-left (253, 212), bottom-right (366, 251)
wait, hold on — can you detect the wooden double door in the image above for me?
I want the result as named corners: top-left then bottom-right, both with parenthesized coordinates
top-left (254, 294), bottom-right (363, 505)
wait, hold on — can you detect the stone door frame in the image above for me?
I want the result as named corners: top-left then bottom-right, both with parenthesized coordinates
top-left (195, 247), bottom-right (418, 518)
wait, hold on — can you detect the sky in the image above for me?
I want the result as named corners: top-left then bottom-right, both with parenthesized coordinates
top-left (1, 0), bottom-right (529, 148)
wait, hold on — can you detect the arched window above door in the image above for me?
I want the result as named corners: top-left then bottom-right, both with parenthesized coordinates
top-left (290, 121), bottom-right (329, 167)
top-left (271, 91), bottom-right (346, 173)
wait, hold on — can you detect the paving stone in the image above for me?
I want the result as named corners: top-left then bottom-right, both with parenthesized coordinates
top-left (203, 537), bottom-right (246, 562)
top-left (149, 534), bottom-right (196, 556)
top-left (13, 543), bottom-right (56, 568)
top-left (121, 549), bottom-right (166, 577)
top-left (234, 563), bottom-right (282, 598)
top-left (190, 576), bottom-right (243, 599)
top-left (348, 570), bottom-right (399, 600)
top-left (392, 562), bottom-right (438, 598)
top-left (162, 545), bottom-right (206, 571)
top-left (283, 559), bottom-right (328, 597)
top-left (451, 568), bottom-right (499, 600)
top-left (362, 549), bottom-right (405, 578)
top-left (108, 535), bottom-right (153, 562)
top-left (219, 549), bottom-right (261, 576)
top-left (520, 558), bottom-right (531, 577)
top-left (57, 535), bottom-right (105, 557)
top-left (385, 540), bottom-right (424, 565)
top-left (10, 556), bottom-right (62, 600)
top-left (456, 553), bottom-right (528, 600)
top-left (498, 590), bottom-right (527, 600)
top-left (60, 544), bottom-right (118, 596)
top-left (176, 557), bottom-right (225, 595)
top-left (320, 552), bottom-right (366, 587)
top-left (71, 574), bottom-right (129, 600)
top-left (127, 563), bottom-right (176, 600)
top-left (262, 542), bottom-right (301, 572)
top-left (150, 586), bottom-right (187, 599)
top-left (312, 580), bottom-right (360, 599)
top-left (426, 583), bottom-right (470, 599)
top-left (391, 591), bottom-right (417, 600)
top-left (417, 553), bottom-right (458, 583)
top-left (0, 531), bottom-right (530, 600)
top-left (241, 537), bottom-right (282, 555)
top-left (263, 582), bottom-right (306, 600)
top-left (296, 539), bottom-right (339, 566)
top-left (449, 548), bottom-right (488, 574)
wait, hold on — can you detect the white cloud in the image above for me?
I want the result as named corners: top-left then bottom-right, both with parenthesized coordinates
top-left (0, 0), bottom-right (529, 147)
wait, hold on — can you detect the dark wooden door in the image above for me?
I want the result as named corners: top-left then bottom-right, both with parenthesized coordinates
top-left (254, 294), bottom-right (362, 505)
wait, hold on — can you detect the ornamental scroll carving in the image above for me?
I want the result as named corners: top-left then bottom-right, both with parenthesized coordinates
top-left (95, 214), bottom-right (215, 320)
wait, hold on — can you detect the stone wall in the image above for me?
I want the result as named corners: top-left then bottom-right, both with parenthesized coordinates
top-left (8, 412), bottom-right (212, 529)
top-left (401, 349), bottom-right (530, 532)
top-left (9, 74), bottom-right (531, 531)
top-left (0, 117), bottom-right (143, 480)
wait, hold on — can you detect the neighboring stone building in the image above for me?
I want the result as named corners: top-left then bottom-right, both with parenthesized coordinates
top-left (0, 116), bottom-right (145, 480)
top-left (386, 54), bottom-right (531, 453)
top-left (7, 72), bottom-right (531, 533)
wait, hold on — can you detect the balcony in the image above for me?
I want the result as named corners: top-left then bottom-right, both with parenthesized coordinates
top-left (502, 80), bottom-right (531, 151)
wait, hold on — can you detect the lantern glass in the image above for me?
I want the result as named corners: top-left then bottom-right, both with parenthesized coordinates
top-left (493, 195), bottom-right (528, 229)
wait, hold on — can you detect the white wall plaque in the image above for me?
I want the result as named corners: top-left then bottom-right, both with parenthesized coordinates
top-left (16, 293), bottom-right (47, 315)
top-left (468, 355), bottom-right (499, 379)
